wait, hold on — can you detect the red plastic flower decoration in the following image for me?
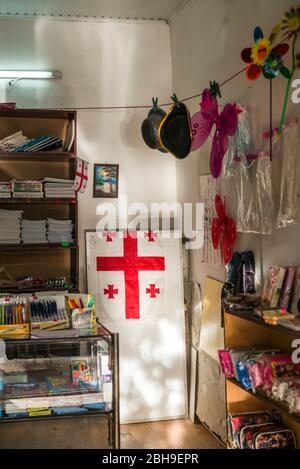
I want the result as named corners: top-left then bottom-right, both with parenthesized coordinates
top-left (241, 26), bottom-right (289, 80)
top-left (211, 195), bottom-right (237, 265)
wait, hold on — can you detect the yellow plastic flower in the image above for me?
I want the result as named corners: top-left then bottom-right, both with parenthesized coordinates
top-left (282, 4), bottom-right (300, 36)
top-left (288, 17), bottom-right (300, 31)
top-left (251, 38), bottom-right (271, 66)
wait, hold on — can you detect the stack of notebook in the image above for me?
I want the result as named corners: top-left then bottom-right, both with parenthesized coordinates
top-left (0, 209), bottom-right (22, 244)
top-left (43, 177), bottom-right (75, 198)
top-left (12, 180), bottom-right (44, 198)
top-left (47, 218), bottom-right (74, 244)
top-left (0, 131), bottom-right (29, 152)
top-left (21, 219), bottom-right (47, 244)
top-left (0, 182), bottom-right (12, 198)
top-left (13, 135), bottom-right (63, 153)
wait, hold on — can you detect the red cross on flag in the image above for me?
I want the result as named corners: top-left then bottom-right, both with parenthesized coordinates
top-left (86, 230), bottom-right (187, 422)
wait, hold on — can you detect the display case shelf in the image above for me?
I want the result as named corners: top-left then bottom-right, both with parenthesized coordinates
top-left (0, 286), bottom-right (78, 294)
top-left (0, 329), bottom-right (120, 449)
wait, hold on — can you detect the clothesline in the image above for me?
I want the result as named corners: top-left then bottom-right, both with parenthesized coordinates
top-left (46, 67), bottom-right (247, 111)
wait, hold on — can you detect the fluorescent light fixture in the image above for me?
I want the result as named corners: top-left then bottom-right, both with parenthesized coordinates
top-left (0, 70), bottom-right (62, 79)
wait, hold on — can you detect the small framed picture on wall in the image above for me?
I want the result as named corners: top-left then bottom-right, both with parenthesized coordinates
top-left (93, 163), bottom-right (119, 198)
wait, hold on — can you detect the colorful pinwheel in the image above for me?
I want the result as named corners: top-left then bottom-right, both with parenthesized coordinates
top-left (241, 26), bottom-right (289, 80)
top-left (191, 88), bottom-right (238, 178)
top-left (211, 195), bottom-right (237, 265)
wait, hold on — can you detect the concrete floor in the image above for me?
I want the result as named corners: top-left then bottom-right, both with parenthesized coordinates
top-left (121, 419), bottom-right (224, 449)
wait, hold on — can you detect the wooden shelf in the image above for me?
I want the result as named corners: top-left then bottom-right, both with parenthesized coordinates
top-left (0, 108), bottom-right (79, 300)
top-left (225, 309), bottom-right (300, 339)
top-left (224, 310), bottom-right (300, 447)
top-left (0, 244), bottom-right (77, 252)
top-left (0, 109), bottom-right (75, 120)
top-left (0, 198), bottom-right (77, 205)
top-left (0, 152), bottom-right (76, 162)
top-left (227, 378), bottom-right (300, 424)
top-left (0, 286), bottom-right (78, 294)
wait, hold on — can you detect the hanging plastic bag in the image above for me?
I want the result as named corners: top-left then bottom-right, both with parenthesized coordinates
top-left (233, 151), bottom-right (274, 234)
top-left (255, 151), bottom-right (274, 234)
top-left (223, 105), bottom-right (254, 178)
top-left (233, 157), bottom-right (258, 232)
top-left (265, 119), bottom-right (300, 229)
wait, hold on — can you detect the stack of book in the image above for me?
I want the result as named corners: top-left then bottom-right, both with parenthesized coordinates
top-left (0, 209), bottom-right (22, 244)
top-left (13, 135), bottom-right (63, 153)
top-left (262, 265), bottom-right (297, 310)
top-left (0, 131), bottom-right (29, 152)
top-left (47, 218), bottom-right (74, 244)
top-left (12, 180), bottom-right (44, 198)
top-left (21, 219), bottom-right (47, 244)
top-left (0, 182), bottom-right (12, 198)
top-left (43, 177), bottom-right (75, 198)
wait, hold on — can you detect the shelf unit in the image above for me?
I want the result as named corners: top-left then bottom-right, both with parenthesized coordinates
top-left (224, 310), bottom-right (300, 447)
top-left (0, 108), bottom-right (79, 293)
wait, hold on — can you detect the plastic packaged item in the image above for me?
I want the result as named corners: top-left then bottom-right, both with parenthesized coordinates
top-left (227, 412), bottom-right (271, 449)
top-left (247, 361), bottom-right (264, 392)
top-left (240, 423), bottom-right (277, 449)
top-left (255, 151), bottom-right (274, 234)
top-left (233, 150), bottom-right (274, 234)
top-left (236, 358), bottom-right (253, 390)
top-left (259, 354), bottom-right (300, 390)
top-left (252, 428), bottom-right (296, 449)
top-left (233, 158), bottom-right (258, 233)
top-left (218, 350), bottom-right (235, 378)
top-left (223, 105), bottom-right (253, 178)
top-left (271, 376), bottom-right (300, 403)
top-left (287, 388), bottom-right (300, 414)
top-left (263, 118), bottom-right (300, 229)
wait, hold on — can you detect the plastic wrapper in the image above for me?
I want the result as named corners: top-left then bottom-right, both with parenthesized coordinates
top-left (263, 118), bottom-right (300, 229)
top-left (233, 151), bottom-right (274, 234)
top-left (255, 151), bottom-right (274, 234)
top-left (287, 388), bottom-right (300, 414)
top-left (277, 119), bottom-right (299, 228)
top-left (271, 376), bottom-right (300, 403)
top-left (223, 105), bottom-right (253, 178)
top-left (228, 412), bottom-right (271, 449)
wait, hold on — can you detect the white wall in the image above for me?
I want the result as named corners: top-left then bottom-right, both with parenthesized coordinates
top-left (0, 17), bottom-right (175, 288)
top-left (170, 0), bottom-right (300, 289)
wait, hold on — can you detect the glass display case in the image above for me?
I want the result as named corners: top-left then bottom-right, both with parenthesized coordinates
top-left (0, 326), bottom-right (119, 449)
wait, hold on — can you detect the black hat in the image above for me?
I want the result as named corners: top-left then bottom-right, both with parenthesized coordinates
top-left (158, 95), bottom-right (192, 159)
top-left (141, 98), bottom-right (167, 153)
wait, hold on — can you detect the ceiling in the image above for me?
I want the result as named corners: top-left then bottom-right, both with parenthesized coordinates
top-left (0, 0), bottom-right (190, 21)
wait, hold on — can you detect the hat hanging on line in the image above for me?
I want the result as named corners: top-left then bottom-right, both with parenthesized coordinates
top-left (141, 98), bottom-right (167, 153)
top-left (158, 94), bottom-right (192, 159)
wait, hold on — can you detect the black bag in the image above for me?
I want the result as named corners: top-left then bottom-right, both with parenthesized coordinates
top-left (221, 251), bottom-right (255, 326)
top-left (223, 250), bottom-right (255, 297)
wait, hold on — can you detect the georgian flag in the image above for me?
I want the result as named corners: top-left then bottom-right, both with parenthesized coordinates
top-left (86, 230), bottom-right (187, 422)
top-left (93, 230), bottom-right (165, 321)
